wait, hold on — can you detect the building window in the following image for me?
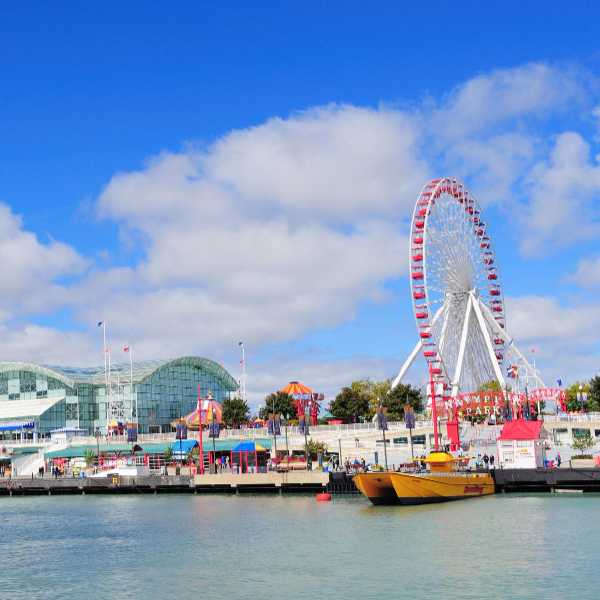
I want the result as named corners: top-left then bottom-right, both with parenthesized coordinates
top-left (66, 403), bottom-right (81, 420)
top-left (503, 452), bottom-right (514, 462)
top-left (516, 440), bottom-right (532, 447)
top-left (88, 404), bottom-right (99, 420)
top-left (500, 441), bottom-right (512, 447)
top-left (8, 393), bottom-right (20, 400)
top-left (20, 372), bottom-right (36, 393)
top-left (48, 378), bottom-right (63, 391)
top-left (0, 374), bottom-right (8, 395)
top-left (37, 390), bottom-right (48, 398)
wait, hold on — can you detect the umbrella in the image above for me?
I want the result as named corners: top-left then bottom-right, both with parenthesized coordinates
top-left (108, 420), bottom-right (123, 427)
top-left (231, 441), bottom-right (267, 474)
top-left (231, 441), bottom-right (266, 452)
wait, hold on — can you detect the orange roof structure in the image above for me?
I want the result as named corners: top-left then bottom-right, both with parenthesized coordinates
top-left (279, 381), bottom-right (313, 400)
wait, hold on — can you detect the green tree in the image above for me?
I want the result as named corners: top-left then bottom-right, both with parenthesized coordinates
top-left (384, 382), bottom-right (424, 420)
top-left (186, 446), bottom-right (198, 464)
top-left (306, 438), bottom-right (328, 459)
top-left (162, 444), bottom-right (173, 464)
top-left (329, 386), bottom-right (370, 422)
top-left (221, 395), bottom-right (250, 427)
top-left (260, 392), bottom-right (296, 420)
top-left (477, 381), bottom-right (511, 393)
top-left (587, 375), bottom-right (600, 410)
top-left (573, 431), bottom-right (595, 458)
top-left (83, 449), bottom-right (95, 466)
top-left (346, 378), bottom-right (424, 420)
top-left (565, 382), bottom-right (597, 412)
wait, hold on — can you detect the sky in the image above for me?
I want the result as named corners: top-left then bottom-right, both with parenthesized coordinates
top-left (0, 2), bottom-right (600, 408)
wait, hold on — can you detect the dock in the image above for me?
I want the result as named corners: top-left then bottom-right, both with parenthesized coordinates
top-left (3, 468), bottom-right (600, 496)
top-left (492, 467), bottom-right (600, 493)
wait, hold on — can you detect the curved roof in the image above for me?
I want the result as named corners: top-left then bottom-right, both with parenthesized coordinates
top-left (0, 357), bottom-right (238, 391)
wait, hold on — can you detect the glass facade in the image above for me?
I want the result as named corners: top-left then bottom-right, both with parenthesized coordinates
top-left (0, 358), bottom-right (238, 435)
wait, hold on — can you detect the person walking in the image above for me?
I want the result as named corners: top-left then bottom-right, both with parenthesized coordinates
top-left (483, 454), bottom-right (489, 469)
top-left (556, 452), bottom-right (562, 467)
top-left (489, 454), bottom-right (495, 468)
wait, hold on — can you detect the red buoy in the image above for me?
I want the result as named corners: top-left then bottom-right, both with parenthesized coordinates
top-left (316, 493), bottom-right (331, 502)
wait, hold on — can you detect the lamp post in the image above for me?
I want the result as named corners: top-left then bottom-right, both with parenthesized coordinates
top-left (272, 394), bottom-right (278, 469)
top-left (338, 432), bottom-right (342, 470)
top-left (197, 384), bottom-right (204, 475)
top-left (579, 384), bottom-right (585, 414)
top-left (284, 411), bottom-right (289, 461)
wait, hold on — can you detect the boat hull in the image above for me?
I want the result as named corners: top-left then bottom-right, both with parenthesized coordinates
top-left (389, 472), bottom-right (494, 505)
top-left (353, 472), bottom-right (401, 505)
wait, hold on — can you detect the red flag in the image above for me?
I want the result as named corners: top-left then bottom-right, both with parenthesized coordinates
top-left (239, 360), bottom-right (244, 364)
top-left (123, 347), bottom-right (131, 352)
top-left (532, 347), bottom-right (535, 353)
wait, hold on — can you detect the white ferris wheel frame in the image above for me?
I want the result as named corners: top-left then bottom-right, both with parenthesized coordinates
top-left (393, 177), bottom-right (545, 399)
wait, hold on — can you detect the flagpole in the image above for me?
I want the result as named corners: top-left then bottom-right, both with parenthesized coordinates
top-left (242, 344), bottom-right (246, 403)
top-left (532, 349), bottom-right (540, 414)
top-left (198, 383), bottom-right (204, 475)
top-left (129, 347), bottom-right (133, 425)
top-left (107, 348), bottom-right (111, 434)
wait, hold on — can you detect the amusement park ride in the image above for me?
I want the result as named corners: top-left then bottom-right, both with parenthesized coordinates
top-left (391, 178), bottom-right (567, 450)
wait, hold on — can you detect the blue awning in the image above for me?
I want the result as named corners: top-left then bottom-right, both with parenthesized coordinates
top-left (172, 439), bottom-right (198, 456)
top-left (0, 421), bottom-right (35, 431)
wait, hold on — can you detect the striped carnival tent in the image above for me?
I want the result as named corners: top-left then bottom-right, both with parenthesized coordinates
top-left (279, 381), bottom-right (313, 400)
top-left (181, 399), bottom-right (223, 429)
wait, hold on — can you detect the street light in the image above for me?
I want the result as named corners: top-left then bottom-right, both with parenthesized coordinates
top-left (338, 432), bottom-right (342, 470)
top-left (579, 384), bottom-right (585, 414)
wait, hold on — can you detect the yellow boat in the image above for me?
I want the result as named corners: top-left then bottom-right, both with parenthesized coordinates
top-left (354, 451), bottom-right (494, 506)
top-left (353, 471), bottom-right (401, 505)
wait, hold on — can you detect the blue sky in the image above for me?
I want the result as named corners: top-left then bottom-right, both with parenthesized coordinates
top-left (1, 3), bottom-right (600, 406)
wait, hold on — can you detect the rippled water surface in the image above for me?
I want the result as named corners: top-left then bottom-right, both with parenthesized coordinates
top-left (0, 492), bottom-right (598, 599)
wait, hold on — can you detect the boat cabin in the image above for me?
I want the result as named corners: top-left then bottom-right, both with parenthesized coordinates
top-left (497, 420), bottom-right (546, 469)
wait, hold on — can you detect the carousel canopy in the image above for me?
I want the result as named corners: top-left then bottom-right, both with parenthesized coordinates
top-left (183, 399), bottom-right (223, 424)
top-left (279, 381), bottom-right (313, 400)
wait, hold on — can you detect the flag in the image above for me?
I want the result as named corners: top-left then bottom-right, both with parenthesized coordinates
top-left (103, 348), bottom-right (109, 355)
top-left (98, 321), bottom-right (105, 328)
top-left (238, 342), bottom-right (244, 346)
top-left (509, 337), bottom-right (513, 346)
top-left (507, 349), bottom-right (511, 357)
top-left (219, 362), bottom-right (224, 366)
top-left (239, 360), bottom-right (244, 364)
top-left (532, 347), bottom-right (535, 353)
top-left (557, 379), bottom-right (562, 387)
top-left (123, 347), bottom-right (130, 352)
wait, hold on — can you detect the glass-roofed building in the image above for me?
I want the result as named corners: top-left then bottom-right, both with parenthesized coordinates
top-left (0, 357), bottom-right (238, 438)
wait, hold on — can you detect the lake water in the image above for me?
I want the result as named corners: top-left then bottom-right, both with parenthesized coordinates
top-left (0, 492), bottom-right (597, 600)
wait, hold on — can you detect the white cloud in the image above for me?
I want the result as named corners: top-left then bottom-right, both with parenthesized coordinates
top-left (0, 323), bottom-right (96, 367)
top-left (3, 61), bottom-right (600, 393)
top-left (504, 295), bottom-right (600, 387)
top-left (566, 255), bottom-right (600, 288)
top-left (88, 105), bottom-right (420, 356)
top-left (518, 132), bottom-right (600, 255)
top-left (0, 203), bottom-right (88, 320)
top-left (430, 62), bottom-right (586, 138)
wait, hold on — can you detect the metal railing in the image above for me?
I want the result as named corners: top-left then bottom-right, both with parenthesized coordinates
top-left (7, 419), bottom-right (442, 450)
top-left (544, 413), bottom-right (600, 423)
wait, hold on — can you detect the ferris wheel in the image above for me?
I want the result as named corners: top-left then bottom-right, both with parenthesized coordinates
top-left (393, 177), bottom-right (544, 399)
